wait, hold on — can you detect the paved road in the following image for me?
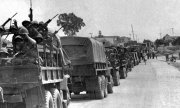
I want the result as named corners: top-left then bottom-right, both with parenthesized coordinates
top-left (68, 57), bottom-right (180, 108)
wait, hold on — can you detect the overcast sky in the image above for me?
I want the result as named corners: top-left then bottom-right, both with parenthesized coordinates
top-left (0, 0), bottom-right (180, 42)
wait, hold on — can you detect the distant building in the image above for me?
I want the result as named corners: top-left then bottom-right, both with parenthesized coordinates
top-left (94, 35), bottom-right (130, 47)
top-left (162, 34), bottom-right (180, 46)
top-left (94, 31), bottom-right (131, 47)
top-left (119, 36), bottom-right (131, 43)
top-left (163, 34), bottom-right (179, 41)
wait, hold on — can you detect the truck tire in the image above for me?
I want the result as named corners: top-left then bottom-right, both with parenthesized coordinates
top-left (107, 74), bottom-right (113, 93)
top-left (132, 63), bottom-right (134, 68)
top-left (113, 71), bottom-right (120, 86)
top-left (50, 88), bottom-right (63, 108)
top-left (102, 76), bottom-right (108, 98)
top-left (120, 67), bottom-right (126, 79)
top-left (44, 91), bottom-right (54, 108)
top-left (129, 66), bottom-right (132, 71)
top-left (95, 76), bottom-right (104, 99)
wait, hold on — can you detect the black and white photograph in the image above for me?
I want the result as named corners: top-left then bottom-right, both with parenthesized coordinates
top-left (0, 0), bottom-right (180, 108)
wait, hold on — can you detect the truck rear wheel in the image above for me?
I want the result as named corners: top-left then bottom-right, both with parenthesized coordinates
top-left (50, 88), bottom-right (63, 108)
top-left (102, 76), bottom-right (108, 98)
top-left (120, 67), bottom-right (127, 79)
top-left (113, 70), bottom-right (120, 86)
top-left (129, 66), bottom-right (132, 71)
top-left (107, 74), bottom-right (113, 93)
top-left (95, 76), bottom-right (104, 99)
top-left (44, 91), bottom-right (54, 108)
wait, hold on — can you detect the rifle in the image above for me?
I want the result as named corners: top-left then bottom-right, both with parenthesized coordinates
top-left (53, 27), bottom-right (62, 35)
top-left (28, 0), bottom-right (33, 21)
top-left (43, 14), bottom-right (59, 27)
top-left (2, 13), bottom-right (17, 27)
top-left (37, 14), bottom-right (59, 32)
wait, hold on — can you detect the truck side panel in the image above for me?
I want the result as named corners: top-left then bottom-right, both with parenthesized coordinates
top-left (0, 65), bottom-right (39, 84)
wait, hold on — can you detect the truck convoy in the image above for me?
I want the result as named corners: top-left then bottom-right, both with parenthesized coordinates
top-left (105, 47), bottom-right (120, 86)
top-left (61, 36), bottom-right (114, 99)
top-left (0, 12), bottom-right (145, 108)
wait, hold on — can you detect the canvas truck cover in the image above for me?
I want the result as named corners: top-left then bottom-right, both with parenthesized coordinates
top-left (61, 36), bottom-right (106, 65)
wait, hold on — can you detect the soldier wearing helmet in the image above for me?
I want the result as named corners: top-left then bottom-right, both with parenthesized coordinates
top-left (38, 21), bottom-right (49, 39)
top-left (22, 20), bottom-right (43, 44)
top-left (13, 26), bottom-right (37, 58)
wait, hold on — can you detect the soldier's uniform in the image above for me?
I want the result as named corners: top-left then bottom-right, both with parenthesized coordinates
top-left (12, 27), bottom-right (38, 65)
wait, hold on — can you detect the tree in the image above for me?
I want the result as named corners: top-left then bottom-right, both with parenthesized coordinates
top-left (57, 13), bottom-right (85, 36)
top-left (154, 39), bottom-right (164, 47)
top-left (172, 37), bottom-right (180, 45)
top-left (143, 39), bottom-right (152, 43)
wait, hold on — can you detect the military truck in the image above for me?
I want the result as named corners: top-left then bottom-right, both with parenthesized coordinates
top-left (61, 36), bottom-right (113, 99)
top-left (116, 47), bottom-right (128, 79)
top-left (105, 47), bottom-right (120, 86)
top-left (0, 27), bottom-right (71, 108)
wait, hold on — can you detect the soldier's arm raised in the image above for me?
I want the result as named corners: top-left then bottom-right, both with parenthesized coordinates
top-left (24, 34), bottom-right (36, 45)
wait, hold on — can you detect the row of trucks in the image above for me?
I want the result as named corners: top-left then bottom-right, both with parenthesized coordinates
top-left (0, 18), bottom-right (142, 108)
top-left (0, 29), bottom-right (142, 108)
top-left (60, 36), bottom-right (142, 99)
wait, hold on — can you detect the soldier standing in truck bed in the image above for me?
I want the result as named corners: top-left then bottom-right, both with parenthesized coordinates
top-left (22, 20), bottom-right (43, 44)
top-left (12, 26), bottom-right (39, 64)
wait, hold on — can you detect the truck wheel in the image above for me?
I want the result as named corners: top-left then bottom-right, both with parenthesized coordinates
top-left (44, 91), bottom-right (54, 108)
top-left (107, 74), bottom-right (113, 93)
top-left (132, 63), bottom-right (134, 68)
top-left (129, 67), bottom-right (132, 71)
top-left (126, 70), bottom-right (128, 77)
top-left (120, 67), bottom-right (126, 79)
top-left (95, 76), bottom-right (104, 99)
top-left (102, 76), bottom-right (108, 98)
top-left (113, 71), bottom-right (120, 86)
top-left (50, 89), bottom-right (63, 108)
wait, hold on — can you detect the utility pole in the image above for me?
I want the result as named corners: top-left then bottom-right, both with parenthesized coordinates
top-left (171, 28), bottom-right (174, 36)
top-left (89, 33), bottom-right (93, 38)
top-left (159, 32), bottom-right (162, 39)
top-left (131, 24), bottom-right (135, 41)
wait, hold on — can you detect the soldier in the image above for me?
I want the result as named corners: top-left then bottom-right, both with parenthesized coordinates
top-left (143, 52), bottom-right (147, 65)
top-left (22, 20), bottom-right (43, 44)
top-left (13, 27), bottom-right (37, 62)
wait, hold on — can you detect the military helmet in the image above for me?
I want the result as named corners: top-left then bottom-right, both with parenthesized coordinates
top-left (18, 26), bottom-right (29, 35)
top-left (22, 20), bottom-right (31, 27)
top-left (14, 35), bottom-right (24, 42)
top-left (32, 21), bottom-right (39, 27)
top-left (39, 21), bottom-right (44, 25)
